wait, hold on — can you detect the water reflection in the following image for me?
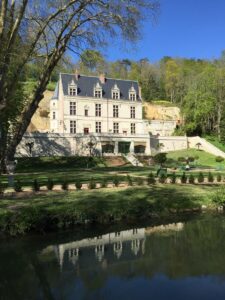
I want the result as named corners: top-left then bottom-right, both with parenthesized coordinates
top-left (2, 215), bottom-right (225, 300)
top-left (45, 222), bottom-right (184, 271)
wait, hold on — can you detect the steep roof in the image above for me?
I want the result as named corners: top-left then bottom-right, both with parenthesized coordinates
top-left (56, 73), bottom-right (141, 101)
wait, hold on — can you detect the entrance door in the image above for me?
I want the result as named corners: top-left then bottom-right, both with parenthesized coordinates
top-left (84, 128), bottom-right (89, 135)
top-left (118, 142), bottom-right (130, 154)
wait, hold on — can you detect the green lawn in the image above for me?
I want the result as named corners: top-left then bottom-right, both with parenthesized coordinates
top-left (204, 135), bottom-right (225, 153)
top-left (167, 149), bottom-right (225, 169)
top-left (0, 185), bottom-right (219, 235)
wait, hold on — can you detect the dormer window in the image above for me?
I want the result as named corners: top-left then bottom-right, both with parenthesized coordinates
top-left (129, 86), bottom-right (136, 101)
top-left (68, 79), bottom-right (77, 96)
top-left (94, 82), bottom-right (102, 98)
top-left (112, 84), bottom-right (120, 100)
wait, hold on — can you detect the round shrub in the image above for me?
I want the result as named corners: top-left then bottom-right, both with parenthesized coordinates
top-left (208, 172), bottom-right (214, 183)
top-left (215, 156), bottom-right (224, 163)
top-left (170, 172), bottom-right (176, 184)
top-left (180, 172), bottom-right (187, 184)
top-left (14, 180), bottom-right (23, 192)
top-left (148, 172), bottom-right (156, 185)
top-left (189, 174), bottom-right (195, 184)
top-left (113, 176), bottom-right (120, 187)
top-left (61, 180), bottom-right (68, 191)
top-left (136, 177), bottom-right (144, 186)
top-left (217, 174), bottom-right (222, 183)
top-left (101, 178), bottom-right (108, 188)
top-left (88, 178), bottom-right (96, 189)
top-left (75, 180), bottom-right (82, 190)
top-left (188, 157), bottom-right (195, 162)
top-left (197, 172), bottom-right (204, 183)
top-left (154, 153), bottom-right (167, 165)
top-left (32, 179), bottom-right (40, 192)
top-left (47, 178), bottom-right (54, 191)
top-left (127, 175), bottom-right (133, 186)
top-left (158, 173), bottom-right (167, 184)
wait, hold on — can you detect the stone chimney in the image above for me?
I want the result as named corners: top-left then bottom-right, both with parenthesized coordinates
top-left (99, 73), bottom-right (106, 84)
top-left (75, 69), bottom-right (79, 80)
top-left (138, 85), bottom-right (142, 100)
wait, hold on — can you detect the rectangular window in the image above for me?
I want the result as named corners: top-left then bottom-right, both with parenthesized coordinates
top-left (70, 102), bottom-right (76, 115)
top-left (53, 112), bottom-right (56, 119)
top-left (113, 105), bottom-right (119, 118)
top-left (130, 93), bottom-right (136, 101)
top-left (130, 106), bottom-right (135, 119)
top-left (69, 87), bottom-right (77, 96)
top-left (131, 123), bottom-right (136, 134)
top-left (112, 92), bottom-right (119, 99)
top-left (85, 109), bottom-right (88, 116)
top-left (95, 104), bottom-right (101, 117)
top-left (70, 121), bottom-right (76, 134)
top-left (95, 90), bottom-right (102, 98)
top-left (96, 122), bottom-right (102, 133)
top-left (113, 122), bottom-right (119, 134)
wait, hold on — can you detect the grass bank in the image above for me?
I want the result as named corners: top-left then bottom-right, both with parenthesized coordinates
top-left (0, 184), bottom-right (219, 236)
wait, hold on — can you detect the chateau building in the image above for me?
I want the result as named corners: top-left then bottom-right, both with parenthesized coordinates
top-left (50, 72), bottom-right (151, 155)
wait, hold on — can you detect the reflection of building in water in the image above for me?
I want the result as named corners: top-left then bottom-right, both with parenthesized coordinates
top-left (53, 228), bottom-right (146, 269)
top-left (49, 222), bottom-right (184, 270)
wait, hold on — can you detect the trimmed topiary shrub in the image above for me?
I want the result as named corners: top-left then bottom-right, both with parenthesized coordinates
top-left (180, 172), bottom-right (187, 184)
top-left (88, 178), bottom-right (96, 189)
top-left (188, 157), bottom-right (195, 162)
top-left (217, 174), bottom-right (222, 183)
top-left (14, 180), bottom-right (23, 192)
top-left (215, 156), bottom-right (224, 163)
top-left (75, 180), bottom-right (82, 190)
top-left (198, 172), bottom-right (204, 183)
top-left (158, 173), bottom-right (167, 184)
top-left (101, 178), bottom-right (108, 188)
top-left (170, 172), bottom-right (176, 184)
top-left (148, 172), bottom-right (156, 185)
top-left (178, 157), bottom-right (185, 162)
top-left (113, 176), bottom-right (120, 187)
top-left (189, 174), bottom-right (195, 184)
top-left (47, 178), bottom-right (54, 191)
top-left (136, 177), bottom-right (144, 186)
top-left (32, 179), bottom-right (40, 192)
top-left (127, 175), bottom-right (133, 186)
top-left (154, 153), bottom-right (167, 166)
top-left (208, 172), bottom-right (214, 183)
top-left (61, 179), bottom-right (68, 191)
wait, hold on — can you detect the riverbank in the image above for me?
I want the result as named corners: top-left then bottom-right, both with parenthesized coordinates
top-left (0, 184), bottom-right (220, 236)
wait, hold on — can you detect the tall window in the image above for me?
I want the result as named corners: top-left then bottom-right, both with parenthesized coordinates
top-left (111, 84), bottom-right (120, 100)
top-left (96, 122), bottom-right (102, 133)
top-left (130, 106), bottom-right (135, 119)
top-left (70, 102), bottom-right (76, 115)
top-left (131, 123), bottom-right (136, 134)
top-left (113, 122), bottom-right (119, 134)
top-left (113, 105), bottom-right (119, 118)
top-left (85, 109), bottom-right (88, 116)
top-left (95, 104), bottom-right (101, 116)
top-left (53, 112), bottom-right (56, 119)
top-left (70, 121), bottom-right (76, 134)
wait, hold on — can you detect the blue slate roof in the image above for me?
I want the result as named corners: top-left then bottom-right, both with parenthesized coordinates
top-left (53, 73), bottom-right (141, 101)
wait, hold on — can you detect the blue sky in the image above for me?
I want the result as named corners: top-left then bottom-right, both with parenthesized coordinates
top-left (104, 0), bottom-right (225, 62)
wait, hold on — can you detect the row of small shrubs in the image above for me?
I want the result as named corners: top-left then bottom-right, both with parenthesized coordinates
top-left (153, 172), bottom-right (222, 184)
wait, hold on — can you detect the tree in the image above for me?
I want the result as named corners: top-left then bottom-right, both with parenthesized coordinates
top-left (0, 0), bottom-right (159, 172)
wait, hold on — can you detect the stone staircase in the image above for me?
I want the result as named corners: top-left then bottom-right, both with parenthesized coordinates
top-left (124, 153), bottom-right (143, 167)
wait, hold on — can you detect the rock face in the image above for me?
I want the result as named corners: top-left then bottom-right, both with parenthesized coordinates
top-left (27, 91), bottom-right (53, 133)
top-left (143, 102), bottom-right (181, 122)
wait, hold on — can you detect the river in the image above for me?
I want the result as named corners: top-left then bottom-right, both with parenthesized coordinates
top-left (1, 213), bottom-right (225, 299)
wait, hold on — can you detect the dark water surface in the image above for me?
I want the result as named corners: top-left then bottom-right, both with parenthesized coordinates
top-left (1, 214), bottom-right (225, 300)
